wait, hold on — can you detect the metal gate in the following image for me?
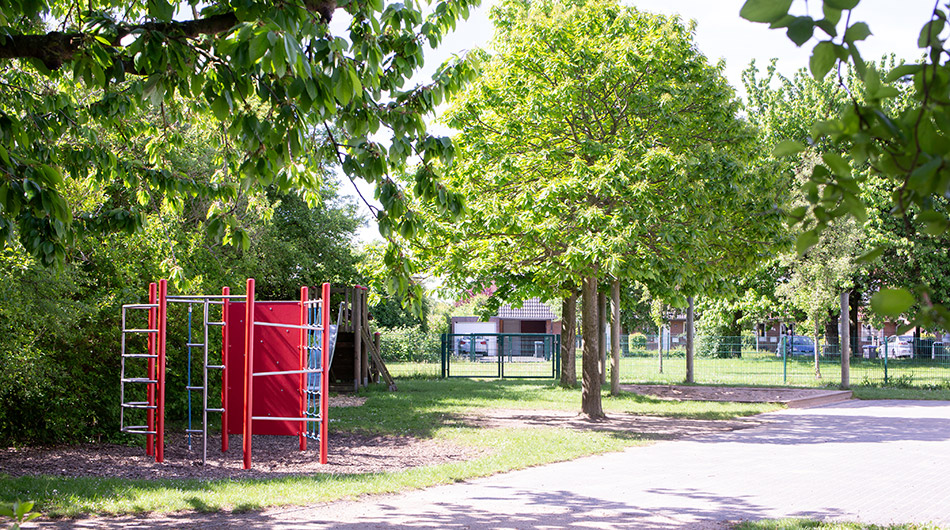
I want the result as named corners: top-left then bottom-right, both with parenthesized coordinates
top-left (441, 333), bottom-right (560, 378)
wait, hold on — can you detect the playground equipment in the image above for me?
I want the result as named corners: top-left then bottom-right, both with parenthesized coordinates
top-left (329, 286), bottom-right (396, 392)
top-left (119, 278), bottom-right (335, 469)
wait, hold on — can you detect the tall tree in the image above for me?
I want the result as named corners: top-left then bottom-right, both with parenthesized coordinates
top-left (742, 61), bottom-right (870, 355)
top-left (415, 0), bottom-right (786, 416)
top-left (560, 286), bottom-right (578, 387)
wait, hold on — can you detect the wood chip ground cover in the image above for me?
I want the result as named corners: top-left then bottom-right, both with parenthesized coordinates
top-left (0, 386), bottom-right (815, 481)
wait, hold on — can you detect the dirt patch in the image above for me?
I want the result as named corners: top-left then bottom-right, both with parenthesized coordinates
top-left (0, 432), bottom-right (477, 481)
top-left (330, 395), bottom-right (367, 408)
top-left (0, 396), bottom-right (468, 481)
top-left (0, 387), bottom-right (793, 482)
top-left (621, 384), bottom-right (837, 403)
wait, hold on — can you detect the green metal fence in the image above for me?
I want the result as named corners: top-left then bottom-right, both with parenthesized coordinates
top-left (440, 333), bottom-right (560, 379)
top-left (615, 334), bottom-right (950, 387)
top-left (382, 332), bottom-right (950, 387)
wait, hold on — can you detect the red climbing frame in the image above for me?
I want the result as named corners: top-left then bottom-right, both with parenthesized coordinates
top-left (145, 282), bottom-right (157, 457)
top-left (125, 278), bottom-right (330, 469)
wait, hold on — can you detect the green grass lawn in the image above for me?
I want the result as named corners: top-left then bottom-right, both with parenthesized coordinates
top-left (619, 353), bottom-right (950, 388)
top-left (398, 350), bottom-right (950, 392)
top-left (0, 379), bottom-right (777, 519)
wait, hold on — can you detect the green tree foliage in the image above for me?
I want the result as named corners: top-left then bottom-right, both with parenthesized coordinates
top-left (742, 63), bottom-right (865, 341)
top-left (233, 188), bottom-right (363, 299)
top-left (0, 0), bottom-right (477, 306)
top-left (426, 0), bottom-right (782, 297)
top-left (741, 0), bottom-right (950, 330)
top-left (415, 0), bottom-right (786, 415)
top-left (741, 52), bottom-right (950, 337)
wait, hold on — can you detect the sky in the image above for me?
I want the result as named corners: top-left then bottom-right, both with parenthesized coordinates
top-left (344, 0), bottom-right (939, 243)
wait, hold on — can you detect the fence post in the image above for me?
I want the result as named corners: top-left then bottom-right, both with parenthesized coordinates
top-left (782, 335), bottom-right (787, 384)
top-left (884, 338), bottom-right (888, 384)
top-left (500, 335), bottom-right (505, 378)
top-left (440, 334), bottom-right (446, 378)
top-left (840, 291), bottom-right (851, 389)
top-left (686, 297), bottom-right (694, 384)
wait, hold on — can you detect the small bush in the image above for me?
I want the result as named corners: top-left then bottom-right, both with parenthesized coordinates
top-left (378, 326), bottom-right (440, 363)
top-left (623, 333), bottom-right (648, 356)
top-left (697, 335), bottom-right (744, 358)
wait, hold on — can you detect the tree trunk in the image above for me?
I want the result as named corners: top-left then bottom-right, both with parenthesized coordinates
top-left (581, 274), bottom-right (604, 418)
top-left (825, 310), bottom-right (839, 346)
top-left (598, 290), bottom-right (607, 385)
top-left (610, 279), bottom-right (620, 396)
top-left (560, 289), bottom-right (578, 387)
top-left (728, 309), bottom-right (743, 357)
top-left (686, 296), bottom-right (695, 384)
top-left (840, 291), bottom-right (851, 389)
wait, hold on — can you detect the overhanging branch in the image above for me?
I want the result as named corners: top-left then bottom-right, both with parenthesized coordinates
top-left (0, 1), bottom-right (338, 71)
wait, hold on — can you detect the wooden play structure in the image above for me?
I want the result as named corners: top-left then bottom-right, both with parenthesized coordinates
top-left (329, 286), bottom-right (396, 393)
top-left (119, 278), bottom-right (378, 469)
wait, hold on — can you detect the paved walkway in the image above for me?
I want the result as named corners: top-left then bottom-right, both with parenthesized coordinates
top-left (43, 400), bottom-right (950, 529)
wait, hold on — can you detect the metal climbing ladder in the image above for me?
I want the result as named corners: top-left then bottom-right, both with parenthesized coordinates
top-left (119, 280), bottom-right (167, 462)
top-left (121, 281), bottom-right (247, 464)
top-left (304, 295), bottom-right (341, 447)
top-left (167, 287), bottom-right (246, 464)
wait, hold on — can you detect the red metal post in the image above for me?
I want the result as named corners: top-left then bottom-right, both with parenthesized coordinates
top-left (221, 285), bottom-right (230, 453)
top-left (156, 279), bottom-right (168, 463)
top-left (298, 286), bottom-right (308, 451)
top-left (146, 282), bottom-right (157, 456)
top-left (320, 282), bottom-right (330, 464)
top-left (242, 278), bottom-right (256, 470)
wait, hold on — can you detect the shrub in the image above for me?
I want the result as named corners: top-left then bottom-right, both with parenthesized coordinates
top-left (697, 335), bottom-right (744, 358)
top-left (624, 333), bottom-right (648, 356)
top-left (378, 326), bottom-right (440, 363)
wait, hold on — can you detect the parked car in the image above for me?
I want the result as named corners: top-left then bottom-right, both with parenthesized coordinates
top-left (883, 335), bottom-right (915, 358)
top-left (457, 336), bottom-right (489, 354)
top-left (788, 335), bottom-right (815, 356)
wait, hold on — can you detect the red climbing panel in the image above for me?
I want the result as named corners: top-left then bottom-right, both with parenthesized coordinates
top-left (225, 300), bottom-right (302, 436)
